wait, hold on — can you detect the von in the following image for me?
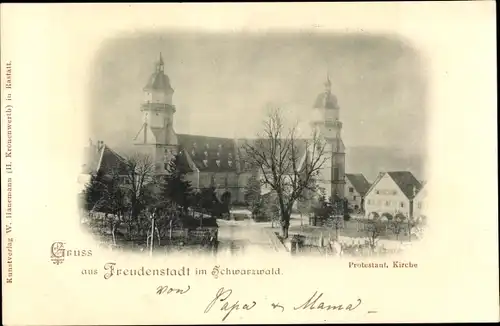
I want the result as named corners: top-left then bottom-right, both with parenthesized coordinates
top-left (156, 285), bottom-right (191, 295)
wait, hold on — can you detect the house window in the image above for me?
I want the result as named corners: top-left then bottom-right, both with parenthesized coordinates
top-left (392, 190), bottom-right (397, 195)
top-left (417, 202), bottom-right (422, 209)
top-left (367, 199), bottom-right (371, 205)
top-left (375, 190), bottom-right (380, 194)
top-left (353, 196), bottom-right (357, 200)
top-left (400, 202), bottom-right (405, 208)
top-left (385, 201), bottom-right (390, 206)
top-left (349, 187), bottom-right (354, 193)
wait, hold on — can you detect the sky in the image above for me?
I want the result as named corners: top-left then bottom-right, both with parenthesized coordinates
top-left (88, 31), bottom-right (427, 155)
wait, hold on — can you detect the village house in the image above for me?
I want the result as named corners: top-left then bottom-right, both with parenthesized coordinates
top-left (363, 171), bottom-right (422, 219)
top-left (344, 173), bottom-right (371, 211)
top-left (412, 182), bottom-right (427, 220)
top-left (78, 140), bottom-right (130, 193)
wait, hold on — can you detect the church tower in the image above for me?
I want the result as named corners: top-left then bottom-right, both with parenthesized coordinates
top-left (310, 74), bottom-right (346, 201)
top-left (133, 53), bottom-right (178, 174)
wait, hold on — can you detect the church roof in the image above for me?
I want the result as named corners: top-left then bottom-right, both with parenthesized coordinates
top-left (177, 134), bottom-right (240, 173)
top-left (345, 173), bottom-right (371, 196)
top-left (235, 138), bottom-right (309, 174)
top-left (176, 135), bottom-right (310, 174)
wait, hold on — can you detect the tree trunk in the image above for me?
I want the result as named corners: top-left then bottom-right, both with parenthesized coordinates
top-left (111, 224), bottom-right (116, 245)
top-left (281, 218), bottom-right (290, 239)
top-left (281, 225), bottom-right (289, 239)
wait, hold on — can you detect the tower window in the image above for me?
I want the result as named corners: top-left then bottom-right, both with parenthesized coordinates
top-left (349, 187), bottom-right (354, 193)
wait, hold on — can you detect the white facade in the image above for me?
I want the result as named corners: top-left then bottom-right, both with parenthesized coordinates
top-left (412, 184), bottom-right (427, 219)
top-left (309, 76), bottom-right (346, 200)
top-left (364, 173), bottom-right (412, 218)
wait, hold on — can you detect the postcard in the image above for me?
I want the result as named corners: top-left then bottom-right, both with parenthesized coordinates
top-left (1, 2), bottom-right (498, 324)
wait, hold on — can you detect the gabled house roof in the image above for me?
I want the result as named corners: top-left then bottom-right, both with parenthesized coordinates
top-left (82, 143), bottom-right (129, 176)
top-left (345, 173), bottom-right (371, 196)
top-left (413, 183), bottom-right (427, 201)
top-left (365, 171), bottom-right (422, 200)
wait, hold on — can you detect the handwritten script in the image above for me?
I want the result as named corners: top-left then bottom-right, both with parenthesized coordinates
top-left (156, 285), bottom-right (375, 321)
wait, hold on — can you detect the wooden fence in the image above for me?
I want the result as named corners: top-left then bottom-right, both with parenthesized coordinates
top-left (291, 233), bottom-right (403, 257)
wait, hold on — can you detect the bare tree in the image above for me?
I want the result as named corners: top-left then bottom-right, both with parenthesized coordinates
top-left (242, 108), bottom-right (327, 238)
top-left (391, 212), bottom-right (406, 242)
top-left (120, 153), bottom-right (156, 237)
top-left (364, 217), bottom-right (385, 250)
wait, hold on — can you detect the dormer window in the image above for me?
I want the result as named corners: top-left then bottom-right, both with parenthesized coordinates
top-left (228, 160), bottom-right (233, 167)
top-left (216, 151), bottom-right (220, 157)
top-left (191, 149), bottom-right (196, 156)
top-left (204, 151), bottom-right (208, 157)
top-left (216, 160), bottom-right (220, 167)
top-left (205, 143), bottom-right (209, 149)
top-left (203, 159), bottom-right (208, 167)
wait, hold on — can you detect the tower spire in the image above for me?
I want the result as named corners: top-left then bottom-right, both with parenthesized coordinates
top-left (324, 70), bottom-right (332, 92)
top-left (157, 52), bottom-right (164, 72)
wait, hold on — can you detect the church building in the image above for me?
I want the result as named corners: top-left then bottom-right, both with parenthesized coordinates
top-left (82, 54), bottom-right (347, 205)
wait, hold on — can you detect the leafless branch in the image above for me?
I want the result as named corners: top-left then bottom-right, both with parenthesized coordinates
top-left (242, 107), bottom-right (328, 223)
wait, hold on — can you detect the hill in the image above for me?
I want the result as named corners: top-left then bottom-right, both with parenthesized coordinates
top-left (345, 146), bottom-right (426, 182)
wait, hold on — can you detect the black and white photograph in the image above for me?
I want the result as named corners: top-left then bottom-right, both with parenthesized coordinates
top-left (79, 31), bottom-right (429, 258)
top-left (2, 3), bottom-right (497, 325)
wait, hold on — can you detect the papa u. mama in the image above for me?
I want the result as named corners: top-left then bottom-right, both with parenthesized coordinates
top-left (294, 291), bottom-right (362, 311)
